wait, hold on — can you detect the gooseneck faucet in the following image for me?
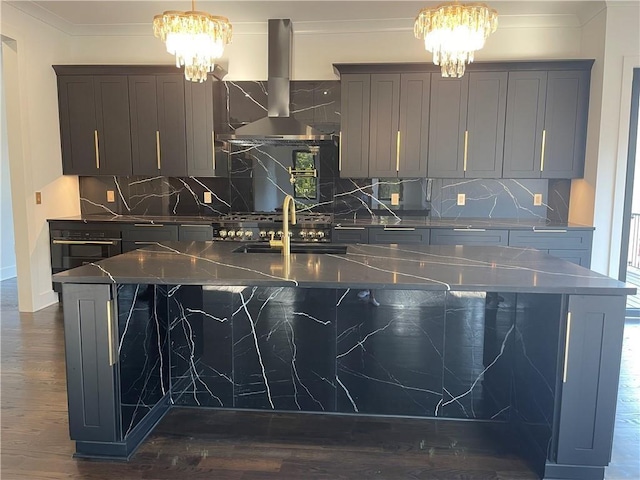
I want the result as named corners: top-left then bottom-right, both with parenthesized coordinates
top-left (270, 195), bottom-right (296, 256)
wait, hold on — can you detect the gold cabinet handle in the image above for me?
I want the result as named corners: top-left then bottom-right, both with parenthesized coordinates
top-left (541, 129), bottom-right (546, 172)
top-left (94, 130), bottom-right (100, 169)
top-left (396, 130), bottom-right (401, 172)
top-left (463, 130), bottom-right (469, 172)
top-left (106, 300), bottom-right (117, 366)
top-left (563, 312), bottom-right (571, 383)
top-left (338, 131), bottom-right (342, 171)
top-left (211, 131), bottom-right (216, 172)
top-left (156, 130), bottom-right (161, 170)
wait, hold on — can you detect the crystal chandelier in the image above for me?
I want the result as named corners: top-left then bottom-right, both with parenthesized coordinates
top-left (414, 2), bottom-right (497, 78)
top-left (153, 1), bottom-right (232, 82)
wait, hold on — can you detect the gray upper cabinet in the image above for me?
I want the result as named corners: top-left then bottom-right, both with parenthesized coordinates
top-left (398, 73), bottom-right (430, 177)
top-left (341, 72), bottom-right (430, 178)
top-left (543, 70), bottom-right (590, 178)
top-left (464, 72), bottom-right (507, 178)
top-left (503, 69), bottom-right (590, 178)
top-left (129, 75), bottom-right (188, 177)
top-left (185, 80), bottom-right (226, 177)
top-left (428, 72), bottom-right (507, 179)
top-left (369, 74), bottom-right (401, 178)
top-left (57, 75), bottom-right (132, 176)
top-left (428, 75), bottom-right (468, 178)
top-left (339, 74), bottom-right (370, 178)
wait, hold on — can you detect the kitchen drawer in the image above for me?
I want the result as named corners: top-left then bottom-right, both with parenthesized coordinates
top-left (430, 228), bottom-right (508, 246)
top-left (332, 226), bottom-right (369, 244)
top-left (548, 249), bottom-right (591, 268)
top-left (179, 224), bottom-right (214, 241)
top-left (368, 227), bottom-right (430, 245)
top-left (121, 224), bottom-right (179, 242)
top-left (508, 229), bottom-right (593, 250)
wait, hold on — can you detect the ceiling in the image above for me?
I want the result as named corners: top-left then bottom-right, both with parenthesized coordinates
top-left (5, 1), bottom-right (610, 36)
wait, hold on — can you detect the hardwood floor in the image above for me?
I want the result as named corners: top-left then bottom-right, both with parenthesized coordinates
top-left (1, 278), bottom-right (638, 479)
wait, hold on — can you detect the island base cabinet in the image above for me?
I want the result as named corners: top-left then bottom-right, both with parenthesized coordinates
top-left (553, 295), bottom-right (626, 469)
top-left (63, 284), bottom-right (120, 444)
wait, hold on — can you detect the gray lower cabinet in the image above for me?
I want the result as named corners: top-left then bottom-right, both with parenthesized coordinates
top-left (508, 229), bottom-right (593, 267)
top-left (178, 224), bottom-right (214, 241)
top-left (122, 224), bottom-right (179, 252)
top-left (63, 284), bottom-right (120, 442)
top-left (556, 295), bottom-right (626, 466)
top-left (430, 228), bottom-right (509, 246)
top-left (368, 227), bottom-right (430, 245)
top-left (332, 226), bottom-right (369, 244)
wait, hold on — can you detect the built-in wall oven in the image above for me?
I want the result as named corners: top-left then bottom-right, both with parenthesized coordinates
top-left (50, 226), bottom-right (122, 291)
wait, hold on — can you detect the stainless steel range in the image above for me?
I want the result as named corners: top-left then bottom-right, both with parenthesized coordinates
top-left (212, 212), bottom-right (332, 242)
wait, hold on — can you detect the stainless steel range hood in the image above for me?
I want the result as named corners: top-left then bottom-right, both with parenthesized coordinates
top-left (217, 19), bottom-right (333, 146)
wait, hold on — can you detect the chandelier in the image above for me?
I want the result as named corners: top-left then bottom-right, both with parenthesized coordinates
top-left (153, 1), bottom-right (232, 82)
top-left (414, 2), bottom-right (497, 78)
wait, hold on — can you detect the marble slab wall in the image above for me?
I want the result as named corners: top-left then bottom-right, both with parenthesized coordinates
top-left (78, 80), bottom-right (571, 222)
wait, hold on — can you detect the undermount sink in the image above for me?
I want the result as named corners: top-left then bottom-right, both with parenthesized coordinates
top-left (233, 243), bottom-right (348, 254)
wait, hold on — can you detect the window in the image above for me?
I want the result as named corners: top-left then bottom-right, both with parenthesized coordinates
top-left (292, 150), bottom-right (318, 200)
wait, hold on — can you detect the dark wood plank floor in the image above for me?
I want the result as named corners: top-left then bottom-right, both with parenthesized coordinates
top-left (1, 278), bottom-right (638, 479)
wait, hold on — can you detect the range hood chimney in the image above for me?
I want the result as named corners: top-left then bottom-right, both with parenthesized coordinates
top-left (217, 19), bottom-right (332, 146)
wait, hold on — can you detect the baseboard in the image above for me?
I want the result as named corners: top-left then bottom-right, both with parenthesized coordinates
top-left (34, 289), bottom-right (60, 311)
top-left (0, 265), bottom-right (17, 281)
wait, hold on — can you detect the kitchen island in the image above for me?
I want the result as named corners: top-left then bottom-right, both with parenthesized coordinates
top-left (53, 242), bottom-right (634, 480)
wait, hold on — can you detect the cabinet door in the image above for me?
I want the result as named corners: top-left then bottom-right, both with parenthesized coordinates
top-left (332, 226), bottom-right (369, 244)
top-left (156, 75), bottom-right (188, 177)
top-left (428, 76), bottom-right (468, 178)
top-left (398, 73), bottom-right (430, 178)
top-left (465, 72), bottom-right (507, 178)
top-left (57, 76), bottom-right (98, 175)
top-left (548, 249), bottom-right (591, 268)
top-left (129, 75), bottom-right (160, 175)
top-left (542, 70), bottom-right (590, 178)
top-left (557, 295), bottom-right (626, 465)
top-left (368, 227), bottom-right (430, 245)
top-left (340, 74), bottom-right (370, 178)
top-left (179, 224), bottom-right (214, 241)
top-left (430, 228), bottom-right (508, 246)
top-left (63, 284), bottom-right (120, 442)
top-left (185, 80), bottom-right (222, 177)
top-left (369, 74), bottom-right (401, 178)
top-left (502, 71), bottom-right (547, 178)
top-left (93, 76), bottom-right (132, 175)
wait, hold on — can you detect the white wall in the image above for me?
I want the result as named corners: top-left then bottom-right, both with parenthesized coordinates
top-left (572, 3), bottom-right (640, 276)
top-left (1, 5), bottom-right (80, 312)
top-left (0, 48), bottom-right (17, 280)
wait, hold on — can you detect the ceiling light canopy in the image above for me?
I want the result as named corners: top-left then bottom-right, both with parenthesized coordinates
top-left (153, 1), bottom-right (232, 83)
top-left (414, 2), bottom-right (498, 78)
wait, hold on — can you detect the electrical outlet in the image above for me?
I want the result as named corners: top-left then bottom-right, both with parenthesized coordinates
top-left (457, 193), bottom-right (466, 206)
top-left (106, 190), bottom-right (115, 203)
top-left (35, 192), bottom-right (42, 205)
top-left (533, 193), bottom-right (543, 206)
top-left (203, 192), bottom-right (213, 204)
top-left (391, 193), bottom-right (400, 206)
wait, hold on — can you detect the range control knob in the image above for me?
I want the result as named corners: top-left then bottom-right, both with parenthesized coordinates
top-left (236, 230), bottom-right (244, 238)
top-left (308, 230), bottom-right (317, 238)
top-left (259, 230), bottom-right (267, 238)
top-left (245, 231), bottom-right (253, 238)
top-left (299, 230), bottom-right (307, 238)
top-left (277, 231), bottom-right (284, 238)
top-left (317, 231), bottom-right (325, 239)
top-left (267, 231), bottom-right (275, 239)
top-left (219, 229), bottom-right (227, 237)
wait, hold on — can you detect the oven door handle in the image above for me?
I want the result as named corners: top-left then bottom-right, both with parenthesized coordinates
top-left (52, 240), bottom-right (119, 245)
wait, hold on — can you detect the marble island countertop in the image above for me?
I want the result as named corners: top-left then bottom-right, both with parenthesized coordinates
top-left (48, 214), bottom-right (594, 230)
top-left (53, 241), bottom-right (631, 295)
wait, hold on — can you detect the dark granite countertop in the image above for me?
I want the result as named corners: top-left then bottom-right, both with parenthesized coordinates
top-left (52, 242), bottom-right (632, 295)
top-left (47, 214), bottom-right (594, 230)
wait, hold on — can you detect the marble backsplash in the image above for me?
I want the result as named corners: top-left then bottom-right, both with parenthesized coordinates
top-left (78, 79), bottom-right (570, 222)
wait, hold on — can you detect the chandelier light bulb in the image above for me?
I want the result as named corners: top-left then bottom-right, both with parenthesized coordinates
top-left (414, 2), bottom-right (498, 78)
top-left (153, 3), bottom-right (232, 83)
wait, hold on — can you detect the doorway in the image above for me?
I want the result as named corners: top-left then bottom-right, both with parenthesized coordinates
top-left (620, 68), bottom-right (640, 315)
